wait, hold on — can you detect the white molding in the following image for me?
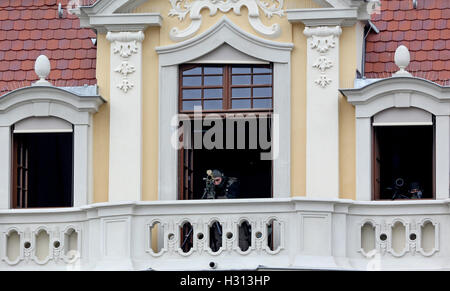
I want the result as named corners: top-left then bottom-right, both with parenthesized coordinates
top-left (156, 16), bottom-right (292, 201)
top-left (287, 8), bottom-right (359, 27)
top-left (88, 13), bottom-right (162, 33)
top-left (0, 86), bottom-right (104, 209)
top-left (76, 0), bottom-right (162, 33)
top-left (341, 77), bottom-right (450, 201)
top-left (156, 17), bottom-right (293, 66)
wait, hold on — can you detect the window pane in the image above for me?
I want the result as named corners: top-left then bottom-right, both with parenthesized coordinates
top-left (204, 88), bottom-right (223, 99)
top-left (253, 75), bottom-right (272, 85)
top-left (183, 100), bottom-right (202, 111)
top-left (204, 67), bottom-right (223, 75)
top-left (232, 88), bottom-right (251, 98)
top-left (232, 67), bottom-right (251, 74)
top-left (253, 99), bottom-right (272, 109)
top-left (232, 99), bottom-right (251, 109)
top-left (204, 100), bottom-right (222, 110)
top-left (183, 67), bottom-right (202, 75)
top-left (204, 76), bottom-right (222, 86)
top-left (253, 87), bottom-right (272, 97)
top-left (183, 76), bottom-right (202, 86)
top-left (253, 67), bottom-right (272, 74)
top-left (232, 75), bottom-right (251, 85)
top-left (182, 89), bottom-right (202, 99)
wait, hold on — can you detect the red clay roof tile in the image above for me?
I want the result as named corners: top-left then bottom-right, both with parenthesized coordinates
top-left (366, 0), bottom-right (450, 85)
top-left (0, 0), bottom-right (97, 94)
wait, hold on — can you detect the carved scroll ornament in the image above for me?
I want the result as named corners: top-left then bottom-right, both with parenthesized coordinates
top-left (168, 0), bottom-right (284, 41)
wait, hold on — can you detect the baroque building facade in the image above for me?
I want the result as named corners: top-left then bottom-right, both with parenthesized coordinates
top-left (0, 0), bottom-right (449, 270)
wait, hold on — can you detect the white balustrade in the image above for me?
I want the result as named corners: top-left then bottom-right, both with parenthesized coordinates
top-left (0, 198), bottom-right (449, 270)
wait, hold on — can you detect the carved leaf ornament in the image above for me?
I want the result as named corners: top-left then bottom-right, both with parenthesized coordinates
top-left (304, 26), bottom-right (342, 89)
top-left (168, 0), bottom-right (285, 41)
top-left (107, 32), bottom-right (145, 93)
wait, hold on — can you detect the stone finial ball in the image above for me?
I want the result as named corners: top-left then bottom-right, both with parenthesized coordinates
top-left (394, 45), bottom-right (410, 70)
top-left (35, 55), bottom-right (51, 80)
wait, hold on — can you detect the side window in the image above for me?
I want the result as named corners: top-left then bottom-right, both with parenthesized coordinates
top-left (12, 117), bottom-right (74, 208)
top-left (372, 108), bottom-right (435, 200)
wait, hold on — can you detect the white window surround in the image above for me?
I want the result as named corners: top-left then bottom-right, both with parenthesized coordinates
top-left (341, 77), bottom-right (450, 201)
top-left (155, 16), bottom-right (293, 200)
top-left (0, 86), bottom-right (104, 209)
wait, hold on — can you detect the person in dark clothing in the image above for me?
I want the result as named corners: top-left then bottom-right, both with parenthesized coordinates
top-left (210, 169), bottom-right (240, 199)
top-left (408, 182), bottom-right (423, 199)
top-left (206, 169), bottom-right (250, 251)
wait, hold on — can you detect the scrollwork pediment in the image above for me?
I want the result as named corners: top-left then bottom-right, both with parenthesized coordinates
top-left (168, 0), bottom-right (285, 41)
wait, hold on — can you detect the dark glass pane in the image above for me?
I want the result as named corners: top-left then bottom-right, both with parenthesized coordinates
top-left (253, 99), bottom-right (272, 109)
top-left (204, 88), bottom-right (223, 99)
top-left (183, 67), bottom-right (202, 75)
top-left (232, 75), bottom-right (251, 85)
top-left (232, 67), bottom-right (251, 74)
top-left (204, 76), bottom-right (222, 86)
top-left (253, 67), bottom-right (272, 74)
top-left (253, 75), bottom-right (272, 85)
top-left (232, 88), bottom-right (251, 98)
top-left (253, 87), bottom-right (272, 97)
top-left (204, 67), bottom-right (223, 75)
top-left (182, 89), bottom-right (202, 99)
top-left (183, 100), bottom-right (202, 111)
top-left (204, 100), bottom-right (222, 110)
top-left (232, 99), bottom-right (251, 109)
top-left (183, 76), bottom-right (202, 86)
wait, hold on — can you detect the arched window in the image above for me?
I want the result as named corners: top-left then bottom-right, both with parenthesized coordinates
top-left (0, 86), bottom-right (104, 208)
top-left (341, 77), bottom-right (450, 201)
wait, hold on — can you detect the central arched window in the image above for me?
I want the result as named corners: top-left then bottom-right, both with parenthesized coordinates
top-left (178, 63), bottom-right (274, 200)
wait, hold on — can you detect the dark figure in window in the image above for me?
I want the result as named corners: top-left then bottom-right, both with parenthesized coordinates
top-left (210, 169), bottom-right (240, 199)
top-left (409, 182), bottom-right (423, 199)
top-left (206, 169), bottom-right (251, 251)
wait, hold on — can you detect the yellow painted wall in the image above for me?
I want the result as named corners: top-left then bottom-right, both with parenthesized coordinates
top-left (339, 26), bottom-right (357, 200)
top-left (142, 26), bottom-right (161, 202)
top-left (92, 0), bottom-right (359, 202)
top-left (93, 34), bottom-right (110, 203)
top-left (291, 22), bottom-right (307, 197)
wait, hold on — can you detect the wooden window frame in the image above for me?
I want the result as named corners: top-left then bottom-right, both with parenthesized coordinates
top-left (179, 64), bottom-right (274, 114)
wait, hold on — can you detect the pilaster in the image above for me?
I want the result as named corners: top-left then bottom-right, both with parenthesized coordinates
top-left (107, 31), bottom-right (145, 202)
top-left (303, 26), bottom-right (342, 199)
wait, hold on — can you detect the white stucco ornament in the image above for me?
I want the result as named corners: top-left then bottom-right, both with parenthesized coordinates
top-left (168, 0), bottom-right (284, 41)
top-left (393, 45), bottom-right (412, 77)
top-left (33, 55), bottom-right (52, 86)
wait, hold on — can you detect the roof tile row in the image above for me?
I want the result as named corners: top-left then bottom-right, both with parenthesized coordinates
top-left (0, 0), bottom-right (97, 94)
top-left (365, 0), bottom-right (450, 85)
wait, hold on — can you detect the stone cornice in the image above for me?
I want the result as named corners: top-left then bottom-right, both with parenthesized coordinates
top-left (79, 12), bottom-right (162, 34)
top-left (287, 8), bottom-right (359, 27)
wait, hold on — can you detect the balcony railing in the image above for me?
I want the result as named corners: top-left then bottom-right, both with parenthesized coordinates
top-left (1, 198), bottom-right (449, 270)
